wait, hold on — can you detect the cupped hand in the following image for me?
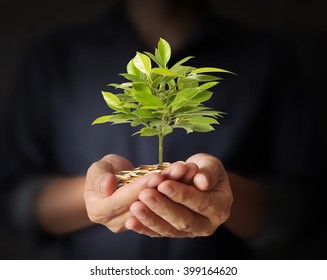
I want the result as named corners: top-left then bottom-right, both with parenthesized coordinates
top-left (84, 154), bottom-right (165, 233)
top-left (126, 153), bottom-right (233, 238)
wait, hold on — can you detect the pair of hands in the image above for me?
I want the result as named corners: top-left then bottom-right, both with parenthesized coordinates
top-left (84, 153), bottom-right (233, 238)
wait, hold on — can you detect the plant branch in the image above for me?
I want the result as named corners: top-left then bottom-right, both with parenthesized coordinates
top-left (158, 133), bottom-right (164, 165)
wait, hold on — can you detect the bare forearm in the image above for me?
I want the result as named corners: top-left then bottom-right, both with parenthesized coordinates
top-left (35, 177), bottom-right (93, 235)
top-left (223, 172), bottom-right (267, 239)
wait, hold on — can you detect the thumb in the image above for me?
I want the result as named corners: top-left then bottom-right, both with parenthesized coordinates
top-left (85, 154), bottom-right (134, 197)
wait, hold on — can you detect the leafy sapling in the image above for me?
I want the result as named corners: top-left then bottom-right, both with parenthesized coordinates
top-left (93, 38), bottom-right (233, 166)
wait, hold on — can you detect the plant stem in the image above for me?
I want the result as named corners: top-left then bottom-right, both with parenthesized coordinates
top-left (158, 133), bottom-right (164, 165)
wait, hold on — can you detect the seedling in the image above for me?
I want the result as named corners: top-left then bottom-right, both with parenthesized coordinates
top-left (93, 38), bottom-right (233, 165)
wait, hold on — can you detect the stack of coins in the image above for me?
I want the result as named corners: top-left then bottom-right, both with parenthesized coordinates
top-left (115, 162), bottom-right (170, 188)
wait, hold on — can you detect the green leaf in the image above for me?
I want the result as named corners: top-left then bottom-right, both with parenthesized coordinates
top-left (151, 67), bottom-right (177, 76)
top-left (120, 73), bottom-right (145, 83)
top-left (121, 102), bottom-right (138, 109)
top-left (186, 116), bottom-right (219, 125)
top-left (191, 67), bottom-right (234, 74)
top-left (108, 114), bottom-right (136, 124)
top-left (177, 77), bottom-right (198, 89)
top-left (155, 76), bottom-right (176, 89)
top-left (161, 125), bottom-right (173, 136)
top-left (175, 106), bottom-right (225, 117)
top-left (133, 52), bottom-right (152, 75)
top-left (173, 106), bottom-right (204, 114)
top-left (198, 81), bottom-right (219, 91)
top-left (147, 122), bottom-right (173, 136)
top-left (189, 74), bottom-right (222, 82)
top-left (132, 83), bottom-right (152, 95)
top-left (172, 65), bottom-right (193, 75)
top-left (158, 38), bottom-right (171, 67)
top-left (131, 119), bottom-right (146, 127)
top-left (133, 91), bottom-right (163, 107)
top-left (118, 91), bottom-right (134, 99)
top-left (171, 56), bottom-right (194, 69)
top-left (190, 90), bottom-right (213, 103)
top-left (108, 82), bottom-right (132, 89)
top-left (151, 76), bottom-right (164, 89)
top-left (173, 124), bottom-right (194, 134)
top-left (133, 108), bottom-right (155, 118)
top-left (127, 59), bottom-right (142, 76)
top-left (116, 93), bottom-right (134, 101)
top-left (192, 123), bottom-right (215, 132)
top-left (170, 88), bottom-right (199, 111)
top-left (92, 115), bottom-right (113, 125)
top-left (144, 51), bottom-right (162, 67)
top-left (138, 127), bottom-right (160, 137)
top-left (92, 114), bottom-right (136, 125)
top-left (101, 91), bottom-right (122, 110)
top-left (176, 118), bottom-right (216, 132)
top-left (149, 119), bottom-right (165, 128)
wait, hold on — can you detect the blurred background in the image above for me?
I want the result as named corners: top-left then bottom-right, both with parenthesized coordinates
top-left (1, 0), bottom-right (326, 143)
top-left (1, 0), bottom-right (326, 122)
top-left (0, 0), bottom-right (326, 259)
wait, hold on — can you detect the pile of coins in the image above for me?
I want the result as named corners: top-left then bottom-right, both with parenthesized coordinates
top-left (115, 163), bottom-right (170, 188)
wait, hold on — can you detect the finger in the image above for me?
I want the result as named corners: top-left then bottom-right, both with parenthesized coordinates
top-left (158, 180), bottom-right (216, 218)
top-left (126, 203), bottom-right (162, 237)
top-left (158, 179), bottom-right (232, 227)
top-left (181, 162), bottom-right (199, 183)
top-left (85, 172), bottom-right (164, 229)
top-left (103, 211), bottom-right (133, 233)
top-left (101, 154), bottom-right (134, 173)
top-left (138, 187), bottom-right (208, 235)
top-left (162, 162), bottom-right (199, 184)
top-left (128, 201), bottom-right (192, 237)
top-left (85, 154), bottom-right (133, 196)
top-left (125, 216), bottom-right (162, 237)
top-left (110, 172), bottom-right (164, 211)
top-left (98, 174), bottom-right (118, 197)
top-left (186, 153), bottom-right (228, 191)
top-left (161, 161), bottom-right (187, 180)
top-left (93, 172), bottom-right (164, 220)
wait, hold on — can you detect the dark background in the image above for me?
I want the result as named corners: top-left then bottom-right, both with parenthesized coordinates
top-left (0, 0), bottom-right (326, 259)
top-left (1, 0), bottom-right (326, 135)
top-left (1, 0), bottom-right (326, 116)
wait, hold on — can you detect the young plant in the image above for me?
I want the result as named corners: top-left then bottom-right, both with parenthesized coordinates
top-left (92, 38), bottom-right (233, 165)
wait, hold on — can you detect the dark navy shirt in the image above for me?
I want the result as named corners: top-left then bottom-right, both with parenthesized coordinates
top-left (0, 5), bottom-right (314, 259)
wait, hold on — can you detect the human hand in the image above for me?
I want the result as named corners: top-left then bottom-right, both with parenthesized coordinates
top-left (126, 153), bottom-right (233, 238)
top-left (84, 154), bottom-right (165, 233)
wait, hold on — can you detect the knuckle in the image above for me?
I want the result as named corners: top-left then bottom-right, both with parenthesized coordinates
top-left (200, 227), bottom-right (216, 237)
top-left (179, 187), bottom-right (191, 201)
top-left (220, 209), bottom-right (231, 224)
top-left (176, 214), bottom-right (194, 232)
top-left (163, 229), bottom-right (176, 237)
top-left (210, 206), bottom-right (231, 228)
top-left (108, 224), bottom-right (124, 233)
top-left (88, 214), bottom-right (124, 233)
top-left (85, 202), bottom-right (109, 225)
top-left (196, 196), bottom-right (212, 214)
top-left (144, 219), bottom-right (156, 229)
top-left (87, 211), bottom-right (104, 224)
